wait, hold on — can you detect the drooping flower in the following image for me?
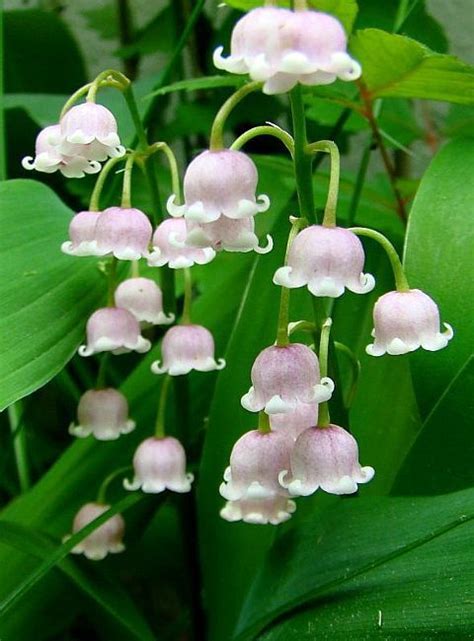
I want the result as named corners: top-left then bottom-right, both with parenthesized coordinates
top-left (366, 289), bottom-right (454, 356)
top-left (66, 502), bottom-right (125, 560)
top-left (59, 102), bottom-right (125, 161)
top-left (214, 7), bottom-right (361, 95)
top-left (124, 436), bottom-right (193, 494)
top-left (114, 277), bottom-right (175, 326)
top-left (147, 218), bottom-right (215, 269)
top-left (220, 429), bottom-right (293, 501)
top-left (279, 424), bottom-right (375, 496)
top-left (273, 225), bottom-right (375, 298)
top-left (22, 124), bottom-right (101, 178)
top-left (69, 388), bottom-right (135, 441)
top-left (151, 324), bottom-right (225, 376)
top-left (61, 210), bottom-right (102, 256)
top-left (220, 494), bottom-right (296, 525)
top-left (167, 149), bottom-right (270, 223)
top-left (270, 402), bottom-right (318, 440)
top-left (241, 343), bottom-right (334, 414)
top-left (185, 215), bottom-right (273, 255)
top-left (95, 206), bottom-right (153, 261)
top-left (79, 307), bottom-right (151, 357)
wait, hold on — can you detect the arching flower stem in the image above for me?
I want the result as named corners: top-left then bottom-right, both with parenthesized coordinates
top-left (317, 317), bottom-right (333, 427)
top-left (148, 142), bottom-right (182, 202)
top-left (89, 154), bottom-right (128, 212)
top-left (306, 140), bottom-right (340, 228)
top-left (231, 125), bottom-right (295, 157)
top-left (182, 268), bottom-right (193, 324)
top-left (155, 374), bottom-right (173, 438)
top-left (209, 81), bottom-right (263, 150)
top-left (97, 466), bottom-right (132, 504)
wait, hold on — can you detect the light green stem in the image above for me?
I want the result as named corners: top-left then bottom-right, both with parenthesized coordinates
top-left (121, 154), bottom-right (135, 208)
top-left (97, 466), bottom-right (131, 504)
top-left (107, 257), bottom-right (118, 306)
top-left (317, 318), bottom-right (333, 428)
top-left (290, 85), bottom-right (315, 222)
top-left (86, 69), bottom-right (130, 103)
top-left (209, 81), bottom-right (262, 150)
top-left (8, 402), bottom-right (30, 492)
top-left (149, 142), bottom-right (182, 201)
top-left (155, 375), bottom-right (173, 437)
top-left (96, 353), bottom-right (109, 389)
top-left (182, 268), bottom-right (193, 324)
top-left (349, 227), bottom-right (410, 291)
top-left (334, 341), bottom-right (361, 408)
top-left (258, 411), bottom-right (271, 434)
top-left (89, 154), bottom-right (127, 211)
top-left (231, 125), bottom-right (295, 157)
top-left (60, 83), bottom-right (93, 118)
top-left (306, 140), bottom-right (340, 227)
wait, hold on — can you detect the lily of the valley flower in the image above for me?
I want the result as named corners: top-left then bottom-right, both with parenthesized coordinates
top-left (114, 277), bottom-right (175, 326)
top-left (79, 307), bottom-right (151, 357)
top-left (69, 388), bottom-right (135, 441)
top-left (148, 218), bottom-right (216, 269)
top-left (66, 502), bottom-right (125, 561)
top-left (151, 325), bottom-right (225, 376)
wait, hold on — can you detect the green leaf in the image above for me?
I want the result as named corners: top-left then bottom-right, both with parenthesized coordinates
top-left (144, 74), bottom-right (245, 100)
top-left (391, 138), bottom-right (474, 495)
top-left (351, 29), bottom-right (474, 104)
top-left (234, 487), bottom-right (474, 640)
top-left (0, 180), bottom-right (104, 410)
top-left (3, 10), bottom-right (86, 94)
top-left (222, 0), bottom-right (358, 34)
top-left (116, 6), bottom-right (176, 58)
top-left (0, 519), bottom-right (155, 641)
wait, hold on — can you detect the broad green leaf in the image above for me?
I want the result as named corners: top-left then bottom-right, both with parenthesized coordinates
top-left (351, 29), bottom-right (474, 104)
top-left (0, 180), bottom-right (105, 410)
top-left (145, 75), bottom-right (245, 100)
top-left (116, 6), bottom-right (176, 58)
top-left (222, 0), bottom-right (358, 34)
top-left (3, 10), bottom-right (86, 94)
top-left (0, 520), bottom-right (155, 641)
top-left (234, 487), bottom-right (474, 640)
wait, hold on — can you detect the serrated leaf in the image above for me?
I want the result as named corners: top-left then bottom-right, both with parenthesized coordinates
top-left (352, 29), bottom-right (474, 104)
top-left (0, 180), bottom-right (105, 410)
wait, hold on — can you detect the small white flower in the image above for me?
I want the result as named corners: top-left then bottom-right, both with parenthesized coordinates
top-left (151, 325), bottom-right (225, 376)
top-left (65, 502), bottom-right (125, 561)
top-left (69, 388), bottom-right (135, 441)
top-left (114, 277), bottom-right (175, 326)
top-left (79, 307), bottom-right (151, 357)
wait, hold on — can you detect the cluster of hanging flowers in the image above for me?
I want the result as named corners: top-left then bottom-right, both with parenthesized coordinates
top-left (20, 5), bottom-right (454, 559)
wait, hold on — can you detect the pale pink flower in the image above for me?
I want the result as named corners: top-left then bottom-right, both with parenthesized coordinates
top-left (367, 289), bottom-right (454, 356)
top-left (69, 388), bottom-right (135, 441)
top-left (114, 277), bottom-right (175, 326)
top-left (61, 210), bottom-right (102, 256)
top-left (66, 502), bottom-right (125, 560)
top-left (124, 436), bottom-right (193, 494)
top-left (95, 206), bottom-right (153, 261)
top-left (270, 402), bottom-right (318, 440)
top-left (220, 494), bottom-right (296, 525)
top-left (151, 324), bottom-right (225, 376)
top-left (241, 343), bottom-right (334, 414)
top-left (167, 149), bottom-right (270, 223)
top-left (273, 225), bottom-right (374, 298)
top-left (280, 424), bottom-right (374, 496)
top-left (147, 218), bottom-right (215, 269)
top-left (79, 307), bottom-right (151, 357)
top-left (185, 215), bottom-right (273, 254)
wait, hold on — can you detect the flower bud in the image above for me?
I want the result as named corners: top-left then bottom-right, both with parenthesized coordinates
top-left (220, 494), bottom-right (296, 525)
top-left (273, 225), bottom-right (375, 298)
top-left (114, 277), bottom-right (175, 326)
top-left (167, 149), bottom-right (270, 223)
top-left (22, 124), bottom-right (101, 178)
top-left (95, 206), bottom-right (153, 260)
top-left (79, 307), bottom-right (151, 357)
top-left (214, 8), bottom-right (361, 95)
top-left (66, 502), bottom-right (125, 560)
top-left (61, 210), bottom-right (101, 256)
top-left (69, 388), bottom-right (135, 441)
top-left (151, 324), bottom-right (225, 376)
top-left (366, 289), bottom-right (454, 356)
top-left (59, 103), bottom-right (125, 161)
top-left (124, 436), bottom-right (193, 493)
top-left (148, 218), bottom-right (215, 269)
top-left (185, 215), bottom-right (273, 255)
top-left (220, 429), bottom-right (293, 501)
top-left (280, 424), bottom-right (374, 496)
top-left (270, 402), bottom-right (318, 440)
top-left (241, 343), bottom-right (334, 414)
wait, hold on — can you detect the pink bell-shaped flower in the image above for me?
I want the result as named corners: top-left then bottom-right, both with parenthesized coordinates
top-left (61, 210), bottom-right (102, 256)
top-left (167, 149), bottom-right (270, 223)
top-left (185, 215), bottom-right (273, 255)
top-left (69, 388), bottom-right (135, 441)
top-left (270, 402), bottom-right (318, 440)
top-left (220, 429), bottom-right (293, 502)
top-left (124, 436), bottom-right (193, 493)
top-left (273, 225), bottom-right (375, 298)
top-left (66, 502), bottom-right (125, 560)
top-left (79, 307), bottom-right (151, 357)
top-left (59, 103), bottom-right (125, 161)
top-left (95, 206), bottom-right (153, 260)
top-left (241, 343), bottom-right (334, 414)
top-left (22, 125), bottom-right (101, 178)
top-left (114, 277), bottom-right (175, 326)
top-left (280, 424), bottom-right (374, 496)
top-left (366, 289), bottom-right (454, 356)
top-left (220, 494), bottom-right (296, 525)
top-left (151, 324), bottom-right (225, 376)
top-left (148, 218), bottom-right (215, 269)
top-left (214, 8), bottom-right (361, 95)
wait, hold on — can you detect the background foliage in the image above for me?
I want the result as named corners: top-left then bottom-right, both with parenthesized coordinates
top-left (0, 1), bottom-right (473, 640)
